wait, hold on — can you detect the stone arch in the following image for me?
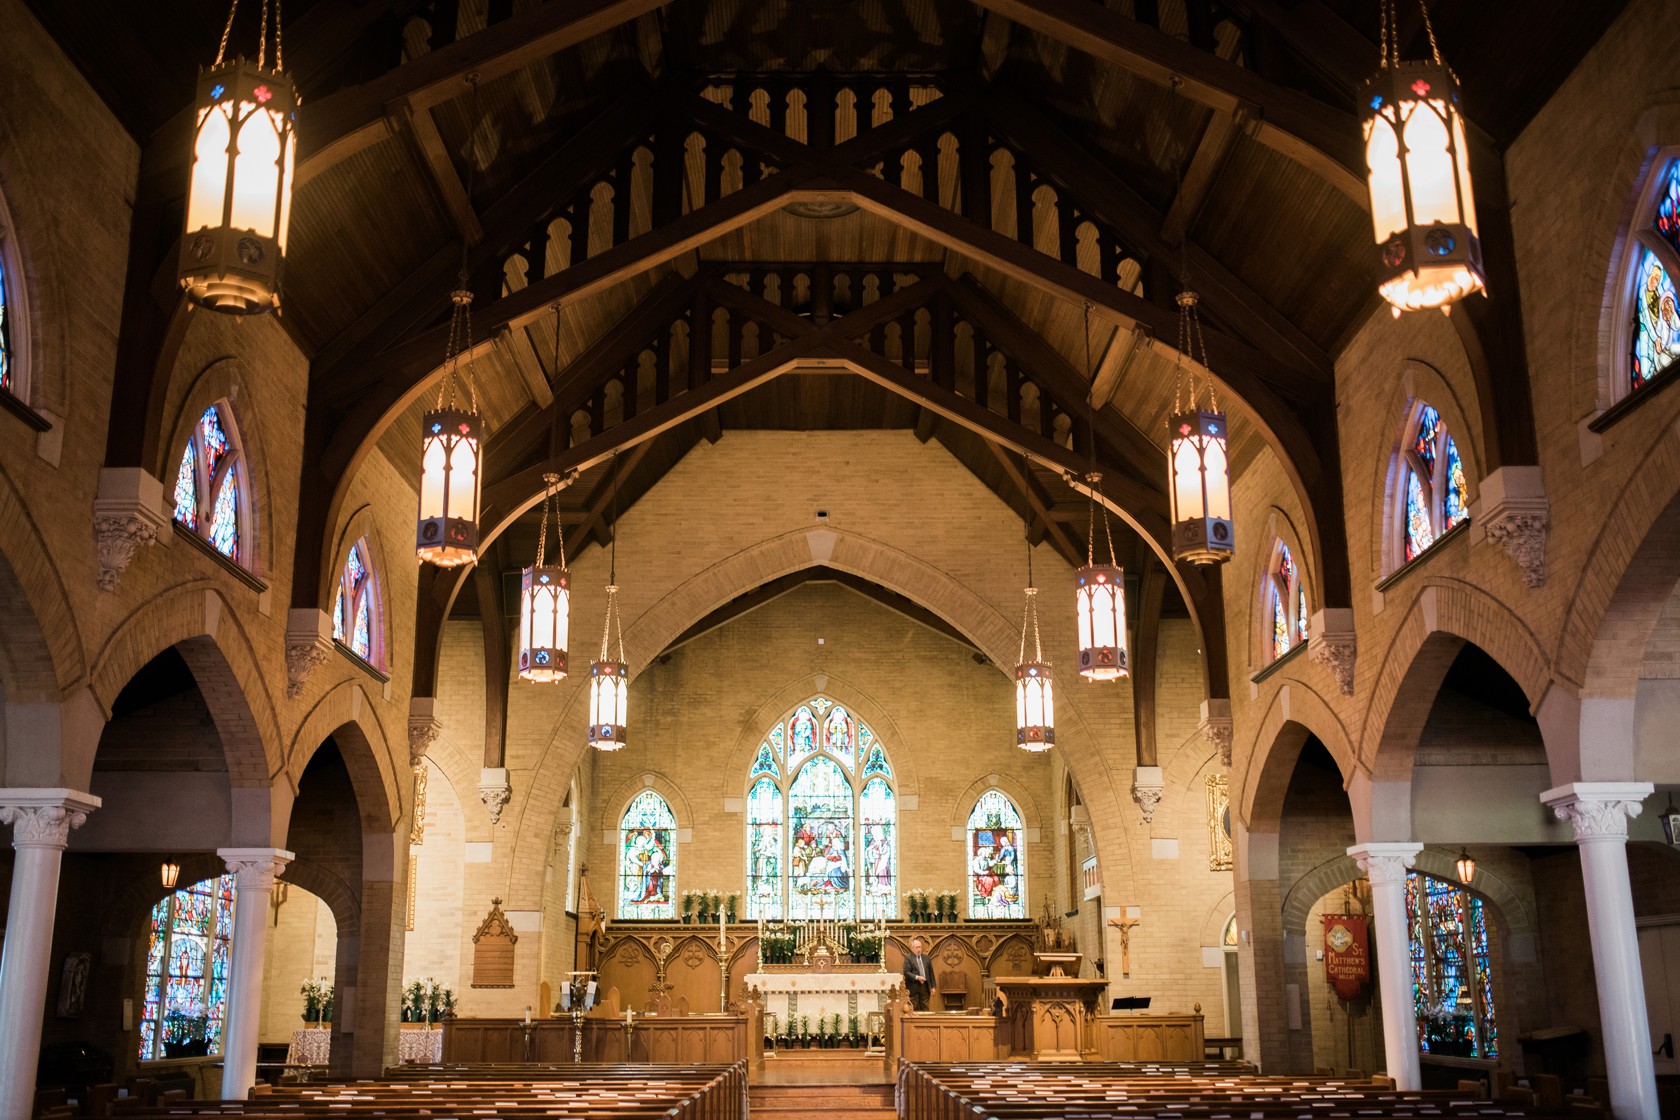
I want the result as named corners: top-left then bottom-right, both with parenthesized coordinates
top-left (948, 773), bottom-right (1046, 832)
top-left (499, 526), bottom-right (1133, 915)
top-left (1197, 891), bottom-right (1237, 947)
top-left (1238, 682), bottom-right (1357, 834)
top-left (86, 583), bottom-right (280, 792)
top-left (283, 857), bottom-right (363, 937)
top-left (1358, 582), bottom-right (1550, 783)
top-left (725, 672), bottom-right (923, 802)
top-left (99, 853), bottom-right (230, 942)
top-left (285, 682), bottom-right (401, 833)
top-left (600, 771), bottom-right (695, 833)
top-left (0, 465), bottom-right (80, 702)
top-left (0, 105), bottom-right (70, 416)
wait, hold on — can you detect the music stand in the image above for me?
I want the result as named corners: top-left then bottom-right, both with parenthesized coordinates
top-left (1111, 996), bottom-right (1152, 1012)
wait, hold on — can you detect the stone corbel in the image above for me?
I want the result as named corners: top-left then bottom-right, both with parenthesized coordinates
top-left (480, 767), bottom-right (512, 826)
top-left (408, 698), bottom-right (442, 767)
top-left (1308, 608), bottom-right (1356, 697)
top-left (1199, 698), bottom-right (1233, 768)
top-left (1130, 765), bottom-right (1164, 824)
top-left (1472, 466), bottom-right (1549, 588)
top-left (1069, 804), bottom-right (1094, 860)
top-left (284, 609), bottom-right (334, 699)
top-left (93, 468), bottom-right (168, 591)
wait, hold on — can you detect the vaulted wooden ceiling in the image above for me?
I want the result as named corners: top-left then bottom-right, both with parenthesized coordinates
top-left (33, 0), bottom-right (1630, 694)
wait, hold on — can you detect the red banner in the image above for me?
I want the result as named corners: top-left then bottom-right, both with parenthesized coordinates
top-left (1322, 914), bottom-right (1369, 1001)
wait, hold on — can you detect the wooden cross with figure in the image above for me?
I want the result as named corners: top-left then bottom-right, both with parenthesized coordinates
top-left (1108, 913), bottom-right (1142, 978)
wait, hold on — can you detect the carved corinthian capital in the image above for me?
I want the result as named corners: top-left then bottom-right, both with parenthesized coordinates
top-left (93, 468), bottom-right (168, 591)
top-left (1347, 842), bottom-right (1422, 884)
top-left (1473, 467), bottom-right (1549, 588)
top-left (1542, 782), bottom-right (1653, 842)
top-left (0, 789), bottom-right (100, 849)
top-left (219, 847), bottom-right (293, 893)
top-left (1308, 608), bottom-right (1356, 696)
top-left (285, 609), bottom-right (334, 699)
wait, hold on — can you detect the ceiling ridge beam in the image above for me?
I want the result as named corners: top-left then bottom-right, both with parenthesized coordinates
top-left (297, 0), bottom-right (669, 182)
top-left (966, 0), bottom-right (1365, 202)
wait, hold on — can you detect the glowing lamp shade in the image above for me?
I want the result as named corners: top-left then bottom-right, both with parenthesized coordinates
top-left (1075, 564), bottom-right (1129, 681)
top-left (180, 60), bottom-right (297, 315)
top-left (1455, 848), bottom-right (1476, 885)
top-left (160, 858), bottom-right (181, 890)
top-left (1015, 662), bottom-right (1055, 751)
top-left (416, 407), bottom-right (481, 566)
top-left (1361, 61), bottom-right (1484, 314)
top-left (588, 660), bottom-right (629, 750)
top-left (517, 566), bottom-right (570, 683)
top-left (1169, 407), bottom-right (1233, 564)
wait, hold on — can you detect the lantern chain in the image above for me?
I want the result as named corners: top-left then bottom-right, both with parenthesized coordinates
top-left (214, 0), bottom-right (240, 66)
top-left (535, 472), bottom-right (568, 571)
top-left (437, 75), bottom-right (483, 414)
top-left (1018, 454), bottom-right (1042, 666)
top-left (601, 451), bottom-right (624, 663)
top-left (1078, 302), bottom-right (1119, 569)
top-left (258, 0), bottom-right (270, 69)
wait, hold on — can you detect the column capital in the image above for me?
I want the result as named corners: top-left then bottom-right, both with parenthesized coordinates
top-left (217, 847), bottom-right (294, 891)
top-left (1542, 782), bottom-right (1653, 841)
top-left (1347, 841), bottom-right (1423, 884)
top-left (0, 788), bottom-right (100, 849)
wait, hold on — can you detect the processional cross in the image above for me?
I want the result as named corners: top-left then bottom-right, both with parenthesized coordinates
top-left (1108, 914), bottom-right (1142, 978)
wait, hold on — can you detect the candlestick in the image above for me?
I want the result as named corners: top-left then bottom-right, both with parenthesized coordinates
top-left (524, 1005), bottom-right (532, 1025)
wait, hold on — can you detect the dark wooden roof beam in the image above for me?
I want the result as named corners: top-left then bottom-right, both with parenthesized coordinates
top-left (402, 102), bottom-right (485, 245)
top-left (982, 439), bottom-right (1084, 570)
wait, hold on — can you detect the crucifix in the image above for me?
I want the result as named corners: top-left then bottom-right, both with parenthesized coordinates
top-left (1108, 913), bottom-right (1142, 978)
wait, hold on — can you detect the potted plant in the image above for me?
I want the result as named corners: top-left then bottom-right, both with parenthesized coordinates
top-left (162, 1011), bottom-right (212, 1059)
top-left (725, 892), bottom-right (740, 923)
top-left (402, 979), bottom-right (424, 1022)
top-left (300, 978), bottom-right (333, 1025)
top-left (696, 892), bottom-right (712, 924)
top-left (681, 892), bottom-right (696, 925)
top-left (848, 1013), bottom-right (860, 1046)
top-left (800, 1014), bottom-right (811, 1047)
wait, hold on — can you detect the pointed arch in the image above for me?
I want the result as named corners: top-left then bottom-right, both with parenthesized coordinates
top-left (965, 789), bottom-right (1026, 920)
top-left (617, 789), bottom-right (678, 919)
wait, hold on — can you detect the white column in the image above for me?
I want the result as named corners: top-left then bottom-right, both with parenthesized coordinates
top-left (1348, 842), bottom-right (1423, 1090)
top-left (218, 847), bottom-right (294, 1100)
top-left (0, 789), bottom-right (98, 1120)
top-left (1543, 783), bottom-right (1658, 1120)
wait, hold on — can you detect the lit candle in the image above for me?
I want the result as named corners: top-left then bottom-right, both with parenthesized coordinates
top-left (719, 908), bottom-right (725, 950)
top-left (524, 1005), bottom-right (532, 1025)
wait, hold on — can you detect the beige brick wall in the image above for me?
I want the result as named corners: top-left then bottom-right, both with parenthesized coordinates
top-left (261, 889), bottom-right (338, 1044)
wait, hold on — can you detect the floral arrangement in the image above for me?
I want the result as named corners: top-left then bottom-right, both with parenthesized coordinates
top-left (300, 977), bottom-right (334, 1023)
top-left (403, 977), bottom-right (456, 1022)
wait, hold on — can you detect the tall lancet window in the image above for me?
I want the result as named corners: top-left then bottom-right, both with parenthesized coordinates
top-left (172, 403), bottom-right (250, 565)
top-left (618, 790), bottom-right (677, 919)
top-left (1267, 541), bottom-right (1309, 661)
top-left (1406, 873), bottom-right (1498, 1059)
top-left (1399, 402), bottom-right (1468, 563)
top-left (743, 696), bottom-right (897, 920)
top-left (1629, 159), bottom-right (1680, 392)
top-left (331, 539), bottom-right (384, 669)
top-left (967, 790), bottom-right (1026, 919)
top-left (140, 875), bottom-right (237, 1061)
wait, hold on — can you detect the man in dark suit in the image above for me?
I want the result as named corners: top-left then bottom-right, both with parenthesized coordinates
top-left (903, 936), bottom-right (934, 1011)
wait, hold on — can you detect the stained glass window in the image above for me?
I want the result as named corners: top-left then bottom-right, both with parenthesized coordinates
top-left (747, 777), bottom-right (783, 919)
top-left (332, 540), bottom-right (381, 667)
top-left (618, 790), bottom-right (677, 919)
top-left (967, 790), bottom-right (1026, 920)
top-left (170, 404), bottom-right (246, 563)
top-left (140, 875), bottom-right (237, 1061)
top-left (1633, 250), bottom-right (1680, 388)
top-left (744, 696), bottom-right (896, 920)
top-left (0, 254), bottom-right (11, 393)
top-left (1405, 872), bottom-right (1498, 1059)
top-left (1267, 542), bottom-right (1307, 662)
top-left (1400, 403), bottom-right (1469, 564)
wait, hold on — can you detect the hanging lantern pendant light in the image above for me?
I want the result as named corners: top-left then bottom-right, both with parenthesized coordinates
top-left (589, 454), bottom-right (629, 751)
top-left (1015, 495), bottom-right (1054, 750)
top-left (517, 472), bottom-right (571, 683)
top-left (180, 0), bottom-right (298, 314)
top-left (1168, 290), bottom-right (1234, 565)
top-left (1361, 0), bottom-right (1484, 315)
top-left (1075, 471), bottom-right (1129, 681)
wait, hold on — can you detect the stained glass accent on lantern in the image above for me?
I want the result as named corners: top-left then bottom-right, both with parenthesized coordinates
top-left (967, 790), bottom-right (1025, 920)
top-left (173, 442), bottom-right (199, 530)
top-left (0, 258), bottom-right (13, 392)
top-left (1632, 249), bottom-right (1680, 387)
top-left (746, 776), bottom-right (783, 919)
top-left (787, 755), bottom-right (855, 920)
top-left (1075, 562), bottom-right (1128, 680)
top-left (1359, 1), bottom-right (1484, 316)
top-left (618, 790), bottom-right (676, 919)
top-left (416, 405), bottom-right (482, 566)
top-left (1406, 872), bottom-right (1498, 1059)
top-left (179, 15), bottom-right (298, 317)
top-left (139, 875), bottom-right (237, 1060)
top-left (518, 473), bottom-right (570, 683)
top-left (859, 778), bottom-right (897, 920)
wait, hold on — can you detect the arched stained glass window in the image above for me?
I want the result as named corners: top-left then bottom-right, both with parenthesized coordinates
top-left (1406, 873), bottom-right (1498, 1059)
top-left (171, 404), bottom-right (249, 565)
top-left (967, 790), bottom-right (1026, 920)
top-left (331, 538), bottom-right (382, 668)
top-left (1267, 542), bottom-right (1308, 661)
top-left (747, 777), bottom-right (783, 919)
top-left (744, 696), bottom-right (896, 920)
top-left (140, 875), bottom-right (237, 1061)
top-left (1399, 402), bottom-right (1469, 564)
top-left (0, 252), bottom-right (13, 394)
top-left (618, 790), bottom-right (677, 919)
top-left (1630, 160), bottom-right (1680, 391)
